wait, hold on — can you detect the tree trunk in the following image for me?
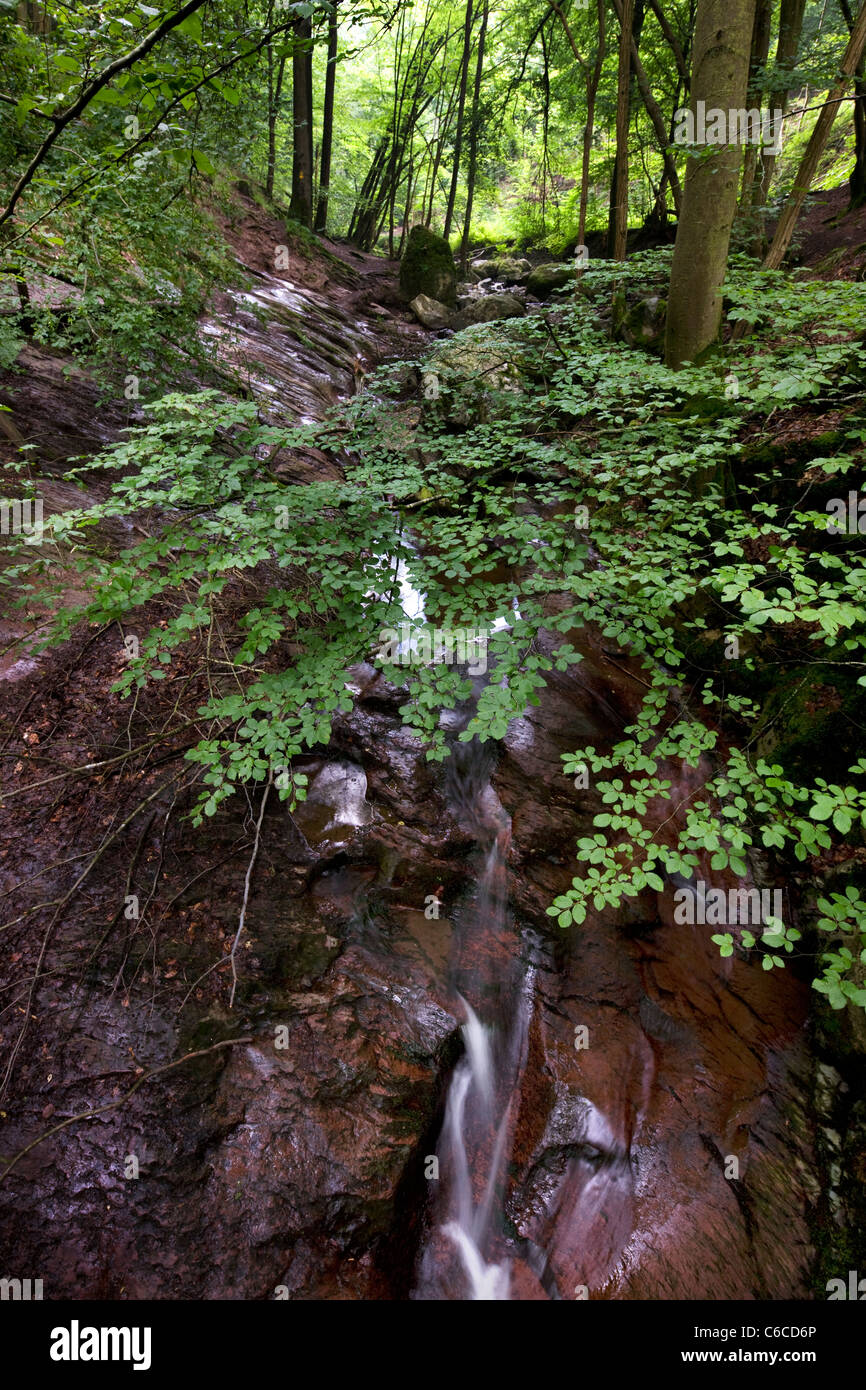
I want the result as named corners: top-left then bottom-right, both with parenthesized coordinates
top-left (424, 37), bottom-right (456, 228)
top-left (764, 0), bottom-right (866, 267)
top-left (265, 46), bottom-right (287, 202)
top-left (664, 0), bottom-right (757, 367)
top-left (840, 0), bottom-right (866, 207)
top-left (398, 162), bottom-right (416, 256)
top-left (612, 0), bottom-right (636, 258)
top-left (314, 1), bottom-right (339, 232)
top-left (737, 0), bottom-right (773, 218)
top-left (443, 0), bottom-right (474, 241)
top-left (540, 21), bottom-right (551, 231)
top-left (757, 0), bottom-right (807, 202)
top-left (578, 0), bottom-right (607, 247)
top-left (288, 17), bottom-right (314, 227)
top-left (459, 0), bottom-right (489, 274)
top-left (850, 68), bottom-right (866, 206)
top-left (647, 0), bottom-right (690, 88)
top-left (349, 137), bottom-right (388, 243)
top-left (612, 0), bottom-right (683, 215)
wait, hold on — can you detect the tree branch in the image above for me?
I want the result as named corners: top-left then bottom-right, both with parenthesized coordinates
top-left (0, 0), bottom-right (210, 229)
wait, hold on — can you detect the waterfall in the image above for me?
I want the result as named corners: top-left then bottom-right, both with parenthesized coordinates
top-left (415, 765), bottom-right (533, 1301)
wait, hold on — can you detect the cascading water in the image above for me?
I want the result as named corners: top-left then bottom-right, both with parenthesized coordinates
top-left (414, 745), bottom-right (535, 1301)
top-left (367, 545), bottom-right (536, 1300)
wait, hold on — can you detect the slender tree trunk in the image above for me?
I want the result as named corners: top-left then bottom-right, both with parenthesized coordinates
top-left (427, 89), bottom-right (456, 227)
top-left (647, 0), bottom-right (690, 88)
top-left (612, 0), bottom-right (636, 258)
top-left (288, 17), bottom-right (314, 226)
top-left (399, 162), bottom-right (416, 255)
top-left (764, 0), bottom-right (866, 267)
top-left (314, 1), bottom-right (339, 232)
top-left (664, 0), bottom-right (757, 366)
top-left (443, 0), bottom-right (474, 240)
top-left (539, 21), bottom-right (551, 230)
top-left (840, 0), bottom-right (866, 206)
top-left (737, 0), bottom-right (773, 218)
top-left (579, 0), bottom-right (607, 246)
top-left (613, 0), bottom-right (683, 214)
top-left (265, 48), bottom-right (286, 201)
top-left (459, 0), bottom-right (488, 274)
top-left (757, 0), bottom-right (807, 202)
top-left (850, 68), bottom-right (866, 206)
top-left (350, 136), bottom-right (388, 242)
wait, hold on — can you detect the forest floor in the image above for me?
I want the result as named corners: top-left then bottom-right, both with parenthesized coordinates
top-left (787, 184), bottom-right (866, 277)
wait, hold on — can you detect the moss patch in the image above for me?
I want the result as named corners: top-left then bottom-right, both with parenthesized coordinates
top-left (399, 225), bottom-right (457, 307)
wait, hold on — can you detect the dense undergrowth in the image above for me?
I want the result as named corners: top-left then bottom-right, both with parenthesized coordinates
top-left (9, 247), bottom-right (866, 1017)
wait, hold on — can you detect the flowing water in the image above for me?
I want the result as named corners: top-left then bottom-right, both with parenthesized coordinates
top-left (414, 737), bottom-right (535, 1301)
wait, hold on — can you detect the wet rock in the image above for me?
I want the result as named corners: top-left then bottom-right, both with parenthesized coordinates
top-left (409, 294), bottom-right (453, 330)
top-left (292, 760), bottom-right (373, 846)
top-left (399, 226), bottom-right (457, 308)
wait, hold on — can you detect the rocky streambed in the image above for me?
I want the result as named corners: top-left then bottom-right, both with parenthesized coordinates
top-left (0, 212), bottom-right (858, 1301)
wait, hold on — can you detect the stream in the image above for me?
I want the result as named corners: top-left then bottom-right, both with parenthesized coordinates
top-left (0, 231), bottom-right (837, 1302)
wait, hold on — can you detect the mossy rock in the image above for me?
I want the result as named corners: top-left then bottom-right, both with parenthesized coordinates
top-left (755, 666), bottom-right (866, 783)
top-left (451, 292), bottom-right (525, 328)
top-left (525, 262), bottom-right (576, 298)
top-left (613, 294), bottom-right (666, 353)
top-left (424, 333), bottom-right (522, 427)
top-left (399, 225), bottom-right (457, 307)
top-left (496, 256), bottom-right (531, 284)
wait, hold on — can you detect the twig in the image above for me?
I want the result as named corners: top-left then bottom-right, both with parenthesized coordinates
top-left (0, 1036), bottom-right (253, 1185)
top-left (0, 768), bottom-right (189, 1103)
top-left (229, 774), bottom-right (272, 1008)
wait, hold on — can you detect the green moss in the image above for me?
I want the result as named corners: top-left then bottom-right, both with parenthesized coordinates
top-left (399, 225), bottom-right (457, 307)
top-left (755, 666), bottom-right (866, 783)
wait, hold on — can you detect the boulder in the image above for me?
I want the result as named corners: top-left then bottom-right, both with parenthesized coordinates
top-left (613, 293), bottom-right (666, 352)
top-left (496, 256), bottom-right (531, 284)
top-left (400, 225), bottom-right (457, 307)
top-left (451, 292), bottom-right (526, 329)
top-left (424, 334), bottom-right (523, 426)
top-left (525, 262), bottom-right (577, 298)
top-left (470, 258), bottom-right (501, 279)
top-left (409, 294), bottom-right (453, 330)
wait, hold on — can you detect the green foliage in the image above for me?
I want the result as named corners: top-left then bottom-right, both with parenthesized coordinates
top-left (17, 247), bottom-right (866, 1017)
